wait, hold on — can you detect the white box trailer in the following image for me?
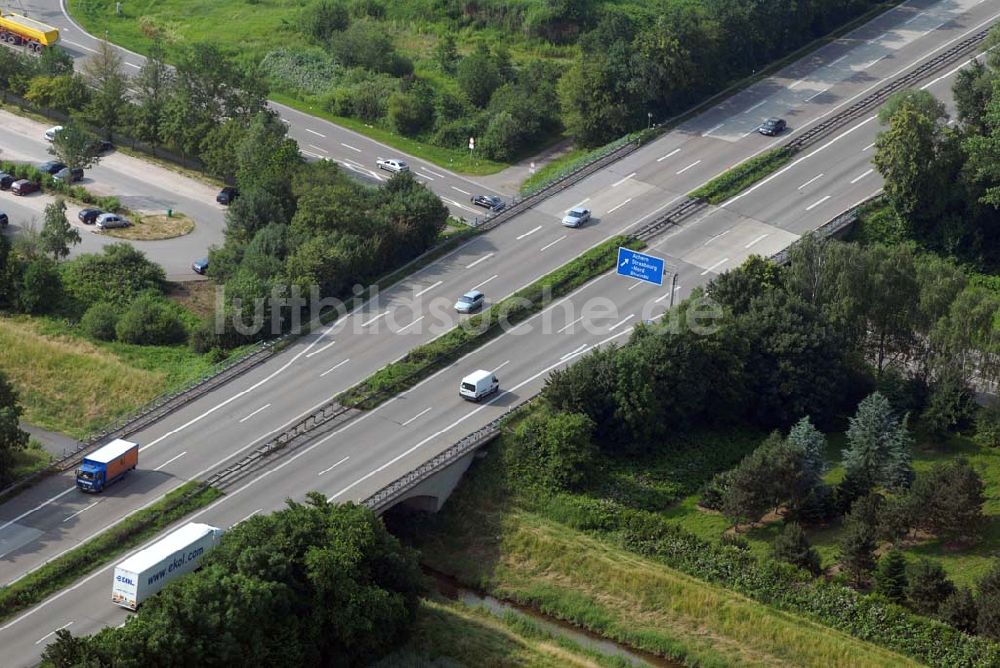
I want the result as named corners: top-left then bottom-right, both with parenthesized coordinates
top-left (112, 522), bottom-right (224, 610)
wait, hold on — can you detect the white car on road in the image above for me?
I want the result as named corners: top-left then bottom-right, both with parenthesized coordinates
top-left (562, 207), bottom-right (591, 228)
top-left (376, 158), bottom-right (409, 173)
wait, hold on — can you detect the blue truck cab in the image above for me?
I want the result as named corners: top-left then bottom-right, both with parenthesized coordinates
top-left (76, 439), bottom-right (139, 493)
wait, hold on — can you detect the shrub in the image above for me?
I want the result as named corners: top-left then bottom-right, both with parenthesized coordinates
top-left (61, 243), bottom-right (165, 308)
top-left (906, 559), bottom-right (955, 616)
top-left (19, 257), bottom-right (61, 314)
top-left (975, 403), bottom-right (1000, 448)
top-left (80, 302), bottom-right (119, 341)
top-left (115, 293), bottom-right (187, 345)
top-left (874, 550), bottom-right (908, 603)
top-left (502, 408), bottom-right (597, 491)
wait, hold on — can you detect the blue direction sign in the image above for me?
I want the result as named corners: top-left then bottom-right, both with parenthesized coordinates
top-left (616, 247), bottom-right (665, 286)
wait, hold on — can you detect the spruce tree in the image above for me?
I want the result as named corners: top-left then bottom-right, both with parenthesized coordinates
top-left (838, 496), bottom-right (879, 587)
top-left (771, 522), bottom-right (822, 576)
top-left (787, 416), bottom-right (827, 484)
top-left (842, 392), bottom-right (914, 491)
top-left (874, 549), bottom-right (908, 603)
top-left (906, 558), bottom-right (955, 616)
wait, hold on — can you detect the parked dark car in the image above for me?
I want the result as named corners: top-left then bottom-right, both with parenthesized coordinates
top-left (758, 117), bottom-right (787, 136)
top-left (11, 179), bottom-right (39, 196)
top-left (470, 194), bottom-right (505, 210)
top-left (216, 187), bottom-right (238, 205)
top-left (37, 161), bottom-right (67, 175)
top-left (90, 139), bottom-right (114, 154)
top-left (53, 167), bottom-right (84, 183)
top-left (0, 212), bottom-right (8, 227)
top-left (192, 257), bottom-right (209, 275)
top-left (0, 172), bottom-right (14, 190)
top-left (78, 208), bottom-right (103, 225)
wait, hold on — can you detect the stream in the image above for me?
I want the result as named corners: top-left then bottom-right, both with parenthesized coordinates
top-left (431, 571), bottom-right (683, 668)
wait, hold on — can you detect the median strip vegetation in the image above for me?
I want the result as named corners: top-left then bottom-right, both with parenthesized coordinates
top-left (0, 482), bottom-right (222, 623)
top-left (688, 147), bottom-right (793, 204)
top-left (338, 236), bottom-right (645, 410)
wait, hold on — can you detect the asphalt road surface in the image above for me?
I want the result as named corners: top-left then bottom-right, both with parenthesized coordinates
top-left (0, 0), bottom-right (995, 662)
top-left (0, 110), bottom-right (225, 279)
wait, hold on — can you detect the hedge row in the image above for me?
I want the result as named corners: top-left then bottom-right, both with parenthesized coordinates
top-left (0, 159), bottom-right (124, 213)
top-left (338, 236), bottom-right (645, 409)
top-left (544, 493), bottom-right (1000, 667)
top-left (689, 147), bottom-right (793, 205)
top-left (0, 482), bottom-right (221, 623)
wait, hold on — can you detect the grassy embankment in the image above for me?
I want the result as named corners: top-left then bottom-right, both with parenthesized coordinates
top-left (379, 597), bottom-right (639, 668)
top-left (0, 481), bottom-right (222, 623)
top-left (0, 316), bottom-right (231, 439)
top-left (401, 430), bottom-right (921, 668)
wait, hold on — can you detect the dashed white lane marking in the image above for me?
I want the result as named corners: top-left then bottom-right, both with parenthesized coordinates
top-left (318, 457), bottom-right (349, 476)
top-left (397, 316), bottom-right (424, 333)
top-left (540, 236), bottom-right (565, 252)
top-left (62, 502), bottom-right (98, 523)
top-left (805, 195), bottom-right (832, 211)
top-left (745, 233), bottom-right (770, 249)
top-left (320, 359), bottom-right (350, 377)
top-left (306, 129), bottom-right (325, 138)
top-left (341, 143), bottom-right (361, 152)
top-left (239, 404), bottom-right (272, 423)
top-left (516, 226), bottom-right (542, 240)
top-left (798, 174), bottom-right (824, 190)
top-left (472, 274), bottom-right (498, 290)
top-left (414, 281), bottom-right (442, 298)
top-left (153, 451), bottom-right (188, 470)
top-left (608, 314), bottom-right (635, 331)
top-left (850, 169), bottom-right (874, 184)
top-left (701, 258), bottom-right (730, 276)
top-left (451, 186), bottom-right (470, 195)
top-left (676, 160), bottom-right (702, 175)
top-left (611, 172), bottom-right (636, 187)
top-left (401, 407), bottom-right (432, 427)
top-left (607, 198), bottom-right (632, 214)
top-left (657, 148), bottom-right (682, 161)
top-left (466, 253), bottom-right (494, 269)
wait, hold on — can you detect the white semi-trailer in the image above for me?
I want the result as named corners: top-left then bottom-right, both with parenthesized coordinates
top-left (112, 522), bottom-right (224, 610)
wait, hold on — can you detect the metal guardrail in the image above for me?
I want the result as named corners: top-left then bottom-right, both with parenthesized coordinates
top-left (363, 397), bottom-right (535, 511)
top-left (469, 139), bottom-right (644, 231)
top-left (785, 27), bottom-right (991, 152)
top-left (0, 341), bottom-right (280, 501)
top-left (770, 194), bottom-right (883, 265)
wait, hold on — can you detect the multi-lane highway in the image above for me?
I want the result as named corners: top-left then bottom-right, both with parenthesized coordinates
top-left (0, 0), bottom-right (995, 663)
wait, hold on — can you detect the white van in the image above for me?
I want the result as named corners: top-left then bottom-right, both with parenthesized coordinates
top-left (460, 369), bottom-right (499, 402)
top-left (44, 125), bottom-right (64, 142)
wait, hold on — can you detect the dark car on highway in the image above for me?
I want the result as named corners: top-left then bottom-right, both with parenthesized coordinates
top-left (0, 173), bottom-right (13, 190)
top-left (0, 212), bottom-right (8, 227)
top-left (37, 161), bottom-right (67, 175)
top-left (192, 257), bottom-right (209, 275)
top-left (216, 186), bottom-right (238, 205)
top-left (78, 208), bottom-right (103, 225)
top-left (758, 117), bottom-right (787, 136)
top-left (471, 194), bottom-right (505, 211)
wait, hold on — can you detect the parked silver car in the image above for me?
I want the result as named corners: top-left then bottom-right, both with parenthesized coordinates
top-left (95, 213), bottom-right (130, 230)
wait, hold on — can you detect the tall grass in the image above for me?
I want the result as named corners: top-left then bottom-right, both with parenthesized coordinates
top-left (0, 317), bottom-right (219, 438)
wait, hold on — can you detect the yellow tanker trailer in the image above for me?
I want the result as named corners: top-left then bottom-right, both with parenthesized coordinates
top-left (0, 12), bottom-right (59, 52)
